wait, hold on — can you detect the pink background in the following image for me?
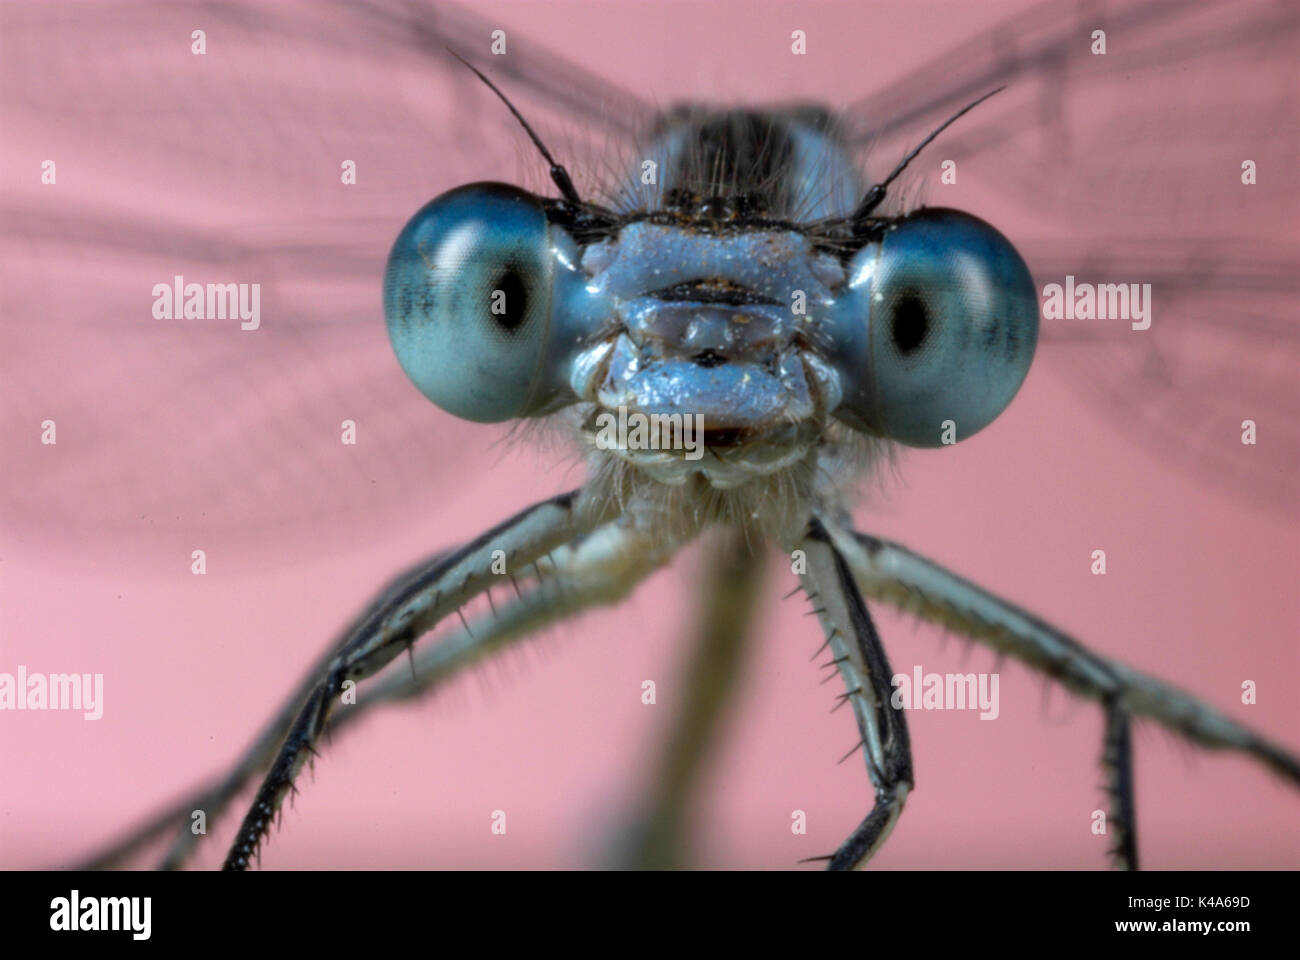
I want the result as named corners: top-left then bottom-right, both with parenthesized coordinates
top-left (1, 0), bottom-right (1296, 869)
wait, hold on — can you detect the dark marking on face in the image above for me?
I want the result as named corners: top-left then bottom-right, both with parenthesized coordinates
top-left (649, 278), bottom-right (782, 306)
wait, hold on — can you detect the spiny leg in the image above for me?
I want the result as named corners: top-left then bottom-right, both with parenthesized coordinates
top-left (822, 521), bottom-right (1300, 867)
top-left (320, 519), bottom-right (687, 867)
top-left (216, 489), bottom-right (602, 871)
top-left (83, 549), bottom-right (464, 870)
top-left (623, 530), bottom-right (765, 869)
top-left (339, 518), bottom-right (686, 730)
top-left (83, 504), bottom-right (682, 870)
top-left (78, 491), bottom-right (593, 869)
top-left (796, 518), bottom-right (913, 870)
top-left (85, 599), bottom-right (398, 869)
top-left (1102, 696), bottom-right (1138, 870)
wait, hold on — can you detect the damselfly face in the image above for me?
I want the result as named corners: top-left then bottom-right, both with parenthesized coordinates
top-left (2, 0), bottom-right (1296, 870)
top-left (383, 109), bottom-right (1038, 507)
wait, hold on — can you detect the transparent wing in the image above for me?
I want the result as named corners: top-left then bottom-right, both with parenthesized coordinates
top-left (1024, 237), bottom-right (1297, 510)
top-left (4, 0), bottom-right (1294, 573)
top-left (0, 0), bottom-right (653, 564)
top-left (838, 0), bottom-right (1298, 510)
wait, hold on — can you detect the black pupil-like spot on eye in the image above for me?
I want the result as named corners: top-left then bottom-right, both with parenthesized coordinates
top-left (892, 292), bottom-right (928, 354)
top-left (492, 267), bottom-right (529, 332)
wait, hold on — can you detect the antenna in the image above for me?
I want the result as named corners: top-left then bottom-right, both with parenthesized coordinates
top-left (851, 86), bottom-right (1005, 225)
top-left (447, 50), bottom-right (584, 207)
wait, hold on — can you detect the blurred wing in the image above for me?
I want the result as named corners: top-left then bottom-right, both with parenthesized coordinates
top-left (1024, 237), bottom-right (1297, 509)
top-left (838, 0), bottom-right (1299, 510)
top-left (0, 0), bottom-right (653, 564)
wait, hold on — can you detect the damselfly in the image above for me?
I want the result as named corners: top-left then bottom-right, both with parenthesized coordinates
top-left (1, 0), bottom-right (1296, 869)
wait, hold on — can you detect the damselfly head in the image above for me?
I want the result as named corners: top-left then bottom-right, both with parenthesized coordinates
top-left (382, 80), bottom-right (1037, 496)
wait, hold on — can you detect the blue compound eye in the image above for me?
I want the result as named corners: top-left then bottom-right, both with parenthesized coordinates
top-left (383, 183), bottom-right (556, 423)
top-left (831, 208), bottom-right (1039, 446)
